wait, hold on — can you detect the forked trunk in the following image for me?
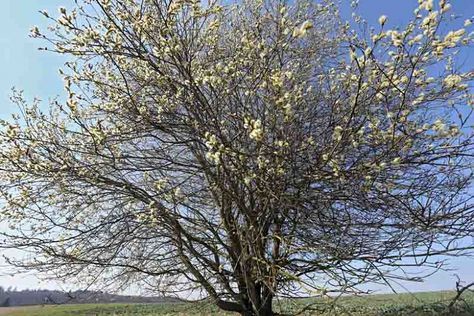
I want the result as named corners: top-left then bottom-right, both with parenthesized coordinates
top-left (218, 291), bottom-right (275, 316)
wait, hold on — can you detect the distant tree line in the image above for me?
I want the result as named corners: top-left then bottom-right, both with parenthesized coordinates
top-left (0, 286), bottom-right (176, 307)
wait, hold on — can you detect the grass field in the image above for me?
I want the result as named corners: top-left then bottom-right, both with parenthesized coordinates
top-left (0, 291), bottom-right (473, 315)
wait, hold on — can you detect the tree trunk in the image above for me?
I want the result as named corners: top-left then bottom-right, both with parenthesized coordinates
top-left (258, 287), bottom-right (274, 316)
top-left (217, 298), bottom-right (275, 316)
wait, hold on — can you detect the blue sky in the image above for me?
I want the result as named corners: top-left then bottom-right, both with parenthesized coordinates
top-left (0, 0), bottom-right (473, 293)
top-left (0, 1), bottom-right (69, 118)
top-left (0, 1), bottom-right (71, 291)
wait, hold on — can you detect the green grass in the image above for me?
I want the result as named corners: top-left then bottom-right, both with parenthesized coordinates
top-left (279, 291), bottom-right (474, 315)
top-left (1, 291), bottom-right (473, 315)
top-left (0, 302), bottom-right (234, 316)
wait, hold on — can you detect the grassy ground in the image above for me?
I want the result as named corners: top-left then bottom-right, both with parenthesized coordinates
top-left (281, 291), bottom-right (474, 315)
top-left (0, 291), bottom-right (473, 315)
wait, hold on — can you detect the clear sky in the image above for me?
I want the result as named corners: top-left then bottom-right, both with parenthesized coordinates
top-left (0, 0), bottom-right (71, 291)
top-left (0, 0), bottom-right (473, 293)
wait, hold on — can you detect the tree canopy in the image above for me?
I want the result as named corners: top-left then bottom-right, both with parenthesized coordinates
top-left (1, 0), bottom-right (474, 315)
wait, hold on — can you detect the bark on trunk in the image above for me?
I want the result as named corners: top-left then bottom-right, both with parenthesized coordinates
top-left (217, 296), bottom-right (275, 316)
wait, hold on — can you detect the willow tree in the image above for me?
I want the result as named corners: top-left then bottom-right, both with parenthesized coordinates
top-left (1, 0), bottom-right (474, 315)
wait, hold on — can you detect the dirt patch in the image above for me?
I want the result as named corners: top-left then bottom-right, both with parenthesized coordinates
top-left (0, 306), bottom-right (38, 315)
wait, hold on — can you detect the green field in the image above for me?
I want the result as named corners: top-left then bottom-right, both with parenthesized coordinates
top-left (1, 291), bottom-right (473, 315)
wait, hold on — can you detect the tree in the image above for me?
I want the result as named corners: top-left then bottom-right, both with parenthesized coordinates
top-left (0, 0), bottom-right (474, 315)
top-left (0, 297), bottom-right (10, 308)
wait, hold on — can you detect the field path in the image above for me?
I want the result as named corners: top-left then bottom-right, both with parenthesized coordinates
top-left (0, 306), bottom-right (38, 315)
